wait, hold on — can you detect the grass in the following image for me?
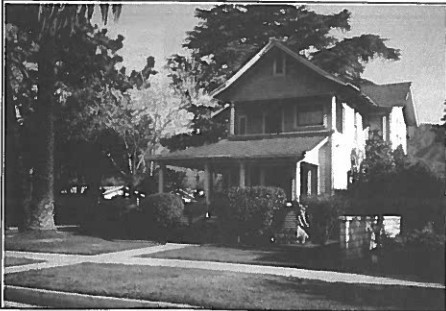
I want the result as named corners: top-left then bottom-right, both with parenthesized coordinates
top-left (141, 244), bottom-right (445, 284)
top-left (5, 262), bottom-right (445, 310)
top-left (4, 257), bottom-right (45, 267)
top-left (5, 229), bottom-right (158, 255)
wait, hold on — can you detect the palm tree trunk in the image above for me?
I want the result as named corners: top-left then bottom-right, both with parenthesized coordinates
top-left (23, 39), bottom-right (57, 231)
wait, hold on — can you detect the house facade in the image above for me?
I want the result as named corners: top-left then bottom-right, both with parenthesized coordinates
top-left (150, 39), bottom-right (417, 203)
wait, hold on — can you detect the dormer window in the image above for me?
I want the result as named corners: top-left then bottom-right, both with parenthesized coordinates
top-left (273, 52), bottom-right (286, 76)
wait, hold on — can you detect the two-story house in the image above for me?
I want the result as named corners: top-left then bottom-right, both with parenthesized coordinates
top-left (150, 39), bottom-right (417, 204)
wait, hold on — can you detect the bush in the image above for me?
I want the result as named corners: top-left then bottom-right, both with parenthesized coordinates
top-left (301, 195), bottom-right (350, 244)
top-left (220, 186), bottom-right (286, 243)
top-left (141, 193), bottom-right (185, 238)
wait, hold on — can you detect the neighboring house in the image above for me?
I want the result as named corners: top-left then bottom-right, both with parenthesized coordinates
top-left (149, 39), bottom-right (417, 203)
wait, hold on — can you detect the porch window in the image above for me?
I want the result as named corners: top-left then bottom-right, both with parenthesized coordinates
top-left (239, 115), bottom-right (247, 135)
top-left (295, 104), bottom-right (324, 127)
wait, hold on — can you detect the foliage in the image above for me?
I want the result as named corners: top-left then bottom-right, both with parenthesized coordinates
top-left (5, 4), bottom-right (125, 230)
top-left (142, 193), bottom-right (185, 230)
top-left (301, 195), bottom-right (349, 244)
top-left (402, 227), bottom-right (446, 252)
top-left (221, 186), bottom-right (287, 241)
top-left (161, 55), bottom-right (226, 151)
top-left (184, 5), bottom-right (399, 91)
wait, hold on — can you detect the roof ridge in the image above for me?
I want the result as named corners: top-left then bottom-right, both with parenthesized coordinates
top-left (363, 81), bottom-right (412, 87)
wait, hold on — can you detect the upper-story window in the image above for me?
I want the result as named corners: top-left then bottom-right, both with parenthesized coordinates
top-left (264, 109), bottom-right (282, 134)
top-left (273, 52), bottom-right (286, 76)
top-left (238, 115), bottom-right (247, 135)
top-left (295, 104), bottom-right (324, 127)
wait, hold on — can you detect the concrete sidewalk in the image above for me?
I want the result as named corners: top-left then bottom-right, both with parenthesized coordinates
top-left (5, 243), bottom-right (445, 289)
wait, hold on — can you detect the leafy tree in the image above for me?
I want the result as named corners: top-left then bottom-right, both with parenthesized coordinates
top-left (5, 4), bottom-right (123, 231)
top-left (164, 4), bottom-right (400, 150)
top-left (161, 55), bottom-right (225, 151)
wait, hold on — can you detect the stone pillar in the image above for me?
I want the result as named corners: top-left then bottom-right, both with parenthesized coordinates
top-left (158, 163), bottom-right (165, 193)
top-left (239, 162), bottom-right (246, 188)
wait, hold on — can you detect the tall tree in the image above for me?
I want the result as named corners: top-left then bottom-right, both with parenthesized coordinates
top-left (5, 4), bottom-right (122, 231)
top-left (164, 4), bottom-right (400, 150)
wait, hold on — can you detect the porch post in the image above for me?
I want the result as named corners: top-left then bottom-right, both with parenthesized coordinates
top-left (295, 161), bottom-right (301, 202)
top-left (259, 167), bottom-right (266, 186)
top-left (230, 103), bottom-right (235, 135)
top-left (239, 162), bottom-right (246, 188)
top-left (204, 162), bottom-right (211, 206)
top-left (246, 164), bottom-right (251, 187)
top-left (158, 163), bottom-right (165, 193)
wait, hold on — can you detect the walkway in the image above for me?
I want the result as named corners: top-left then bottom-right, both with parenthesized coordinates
top-left (5, 243), bottom-right (445, 289)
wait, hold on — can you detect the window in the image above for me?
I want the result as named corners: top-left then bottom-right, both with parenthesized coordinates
top-left (336, 102), bottom-right (344, 133)
top-left (264, 109), bottom-right (282, 134)
top-left (239, 116), bottom-right (247, 135)
top-left (273, 52), bottom-right (285, 75)
top-left (296, 105), bottom-right (324, 127)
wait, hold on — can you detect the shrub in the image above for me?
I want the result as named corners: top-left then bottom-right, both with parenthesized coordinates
top-left (302, 195), bottom-right (350, 244)
top-left (221, 186), bottom-right (286, 243)
top-left (141, 193), bottom-right (185, 231)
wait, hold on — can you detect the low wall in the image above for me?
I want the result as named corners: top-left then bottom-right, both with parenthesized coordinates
top-left (339, 215), bottom-right (401, 259)
top-left (339, 216), bottom-right (373, 259)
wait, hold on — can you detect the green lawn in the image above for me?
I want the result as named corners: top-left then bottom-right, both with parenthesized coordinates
top-left (5, 230), bottom-right (158, 255)
top-left (5, 262), bottom-right (444, 310)
top-left (4, 257), bottom-right (45, 267)
top-left (141, 244), bottom-right (445, 284)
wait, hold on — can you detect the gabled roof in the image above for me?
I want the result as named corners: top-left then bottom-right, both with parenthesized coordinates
top-left (360, 82), bottom-right (418, 126)
top-left (360, 82), bottom-right (411, 108)
top-left (149, 134), bottom-right (328, 166)
top-left (211, 38), bottom-right (361, 99)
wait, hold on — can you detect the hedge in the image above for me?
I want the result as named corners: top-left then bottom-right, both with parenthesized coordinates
top-left (301, 195), bottom-right (350, 244)
top-left (142, 193), bottom-right (184, 230)
top-left (219, 186), bottom-right (286, 243)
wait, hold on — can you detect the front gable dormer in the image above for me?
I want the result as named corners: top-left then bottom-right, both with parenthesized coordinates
top-left (212, 38), bottom-right (356, 103)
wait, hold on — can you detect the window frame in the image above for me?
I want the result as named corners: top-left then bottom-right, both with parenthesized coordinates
top-left (273, 52), bottom-right (286, 76)
top-left (294, 104), bottom-right (325, 128)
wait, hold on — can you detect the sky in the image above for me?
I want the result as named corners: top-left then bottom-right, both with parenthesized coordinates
top-left (96, 3), bottom-right (445, 124)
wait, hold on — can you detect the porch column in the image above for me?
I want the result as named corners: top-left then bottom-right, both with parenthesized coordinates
top-left (230, 103), bottom-right (235, 135)
top-left (158, 163), bottom-right (165, 193)
top-left (239, 162), bottom-right (246, 188)
top-left (295, 161), bottom-right (302, 202)
top-left (204, 162), bottom-right (211, 206)
top-left (259, 167), bottom-right (266, 186)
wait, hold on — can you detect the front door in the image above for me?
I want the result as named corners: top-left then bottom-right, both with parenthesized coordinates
top-left (300, 162), bottom-right (318, 198)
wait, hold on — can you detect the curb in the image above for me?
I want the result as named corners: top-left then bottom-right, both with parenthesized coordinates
top-left (5, 285), bottom-right (200, 309)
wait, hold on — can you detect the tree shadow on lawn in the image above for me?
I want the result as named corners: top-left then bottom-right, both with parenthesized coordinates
top-left (263, 277), bottom-right (445, 310)
top-left (202, 243), bottom-right (445, 284)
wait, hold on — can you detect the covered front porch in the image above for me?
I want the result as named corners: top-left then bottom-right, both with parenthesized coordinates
top-left (151, 134), bottom-right (330, 205)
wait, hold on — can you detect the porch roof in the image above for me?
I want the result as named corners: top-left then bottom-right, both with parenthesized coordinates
top-left (149, 134), bottom-right (328, 167)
